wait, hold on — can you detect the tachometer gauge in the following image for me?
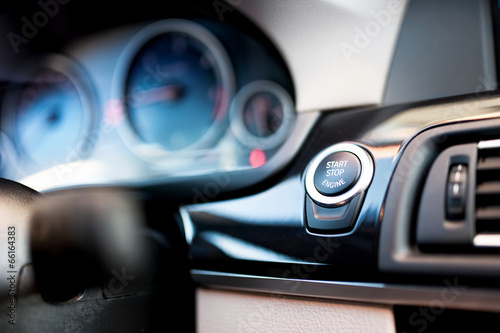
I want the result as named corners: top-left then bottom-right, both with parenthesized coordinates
top-left (122, 19), bottom-right (234, 157)
top-left (2, 55), bottom-right (97, 171)
top-left (230, 80), bottom-right (294, 150)
top-left (16, 70), bottom-right (84, 165)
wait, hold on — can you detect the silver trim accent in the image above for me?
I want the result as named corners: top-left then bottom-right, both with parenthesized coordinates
top-left (474, 234), bottom-right (500, 247)
top-left (192, 269), bottom-right (500, 313)
top-left (477, 139), bottom-right (500, 150)
top-left (179, 206), bottom-right (195, 245)
top-left (304, 143), bottom-right (374, 206)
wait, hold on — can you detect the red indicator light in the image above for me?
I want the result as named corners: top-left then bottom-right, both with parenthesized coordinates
top-left (249, 149), bottom-right (266, 168)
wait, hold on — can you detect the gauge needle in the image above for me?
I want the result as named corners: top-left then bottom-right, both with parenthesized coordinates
top-left (249, 95), bottom-right (271, 136)
top-left (132, 84), bottom-right (185, 107)
top-left (20, 105), bottom-right (61, 150)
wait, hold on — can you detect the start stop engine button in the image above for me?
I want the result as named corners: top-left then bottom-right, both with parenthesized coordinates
top-left (313, 151), bottom-right (361, 196)
top-left (305, 143), bottom-right (374, 207)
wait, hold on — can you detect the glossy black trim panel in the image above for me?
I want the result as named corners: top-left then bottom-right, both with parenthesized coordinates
top-left (183, 92), bottom-right (500, 284)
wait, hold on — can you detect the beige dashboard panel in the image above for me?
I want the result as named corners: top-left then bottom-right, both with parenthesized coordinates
top-left (238, 0), bottom-right (409, 112)
top-left (197, 288), bottom-right (396, 333)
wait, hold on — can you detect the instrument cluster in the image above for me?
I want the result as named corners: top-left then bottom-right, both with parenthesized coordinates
top-left (0, 16), bottom-right (300, 193)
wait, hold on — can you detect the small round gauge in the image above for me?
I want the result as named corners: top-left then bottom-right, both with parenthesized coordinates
top-left (122, 19), bottom-right (234, 155)
top-left (2, 55), bottom-right (97, 169)
top-left (230, 80), bottom-right (294, 150)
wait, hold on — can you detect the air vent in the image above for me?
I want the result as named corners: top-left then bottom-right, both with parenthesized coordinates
top-left (474, 140), bottom-right (500, 247)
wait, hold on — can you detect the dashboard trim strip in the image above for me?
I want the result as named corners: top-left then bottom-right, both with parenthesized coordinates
top-left (192, 269), bottom-right (500, 313)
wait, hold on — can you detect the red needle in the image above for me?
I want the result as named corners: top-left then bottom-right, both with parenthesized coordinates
top-left (132, 84), bottom-right (184, 107)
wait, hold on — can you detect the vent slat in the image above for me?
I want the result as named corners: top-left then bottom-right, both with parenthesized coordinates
top-left (477, 156), bottom-right (500, 170)
top-left (476, 181), bottom-right (500, 195)
top-left (476, 207), bottom-right (500, 220)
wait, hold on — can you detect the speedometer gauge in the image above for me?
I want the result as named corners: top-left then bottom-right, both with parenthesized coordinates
top-left (123, 19), bottom-right (234, 155)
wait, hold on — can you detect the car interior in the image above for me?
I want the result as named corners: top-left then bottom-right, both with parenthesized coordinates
top-left (2, 0), bottom-right (500, 332)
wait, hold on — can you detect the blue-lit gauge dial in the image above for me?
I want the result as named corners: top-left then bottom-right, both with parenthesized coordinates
top-left (124, 19), bottom-right (234, 154)
top-left (2, 55), bottom-right (97, 174)
top-left (14, 69), bottom-right (85, 165)
top-left (230, 81), bottom-right (295, 150)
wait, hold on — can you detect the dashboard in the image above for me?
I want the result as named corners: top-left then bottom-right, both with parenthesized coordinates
top-left (2, 0), bottom-right (500, 332)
